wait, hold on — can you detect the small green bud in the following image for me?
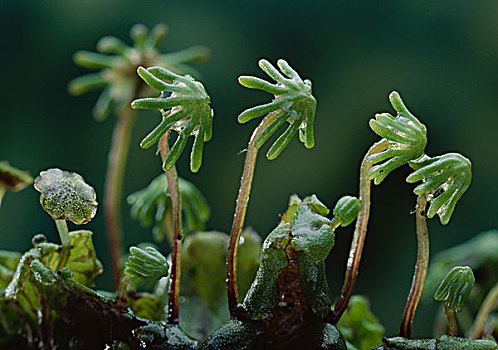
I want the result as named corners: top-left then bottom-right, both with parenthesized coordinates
top-left (34, 168), bottom-right (98, 225)
top-left (333, 195), bottom-right (361, 227)
top-left (434, 266), bottom-right (475, 312)
top-left (124, 246), bottom-right (169, 280)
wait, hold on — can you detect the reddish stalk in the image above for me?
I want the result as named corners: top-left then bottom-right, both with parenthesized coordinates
top-left (400, 194), bottom-right (429, 338)
top-left (469, 281), bottom-right (498, 339)
top-left (332, 140), bottom-right (388, 323)
top-left (159, 131), bottom-right (183, 325)
top-left (104, 104), bottom-right (137, 289)
top-left (227, 112), bottom-right (279, 317)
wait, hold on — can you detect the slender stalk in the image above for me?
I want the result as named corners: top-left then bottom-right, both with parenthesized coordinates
top-left (332, 140), bottom-right (388, 323)
top-left (445, 303), bottom-right (459, 336)
top-left (159, 131), bottom-right (183, 325)
top-left (227, 111), bottom-right (283, 317)
top-left (55, 219), bottom-right (71, 270)
top-left (0, 186), bottom-right (5, 207)
top-left (469, 281), bottom-right (498, 339)
top-left (399, 194), bottom-right (429, 338)
top-left (115, 274), bottom-right (132, 309)
top-left (104, 104), bottom-right (137, 289)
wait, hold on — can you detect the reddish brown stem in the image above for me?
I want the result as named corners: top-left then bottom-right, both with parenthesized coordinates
top-left (104, 105), bottom-right (137, 289)
top-left (160, 131), bottom-right (182, 325)
top-left (227, 112), bottom-right (279, 317)
top-left (332, 140), bottom-right (388, 323)
top-left (400, 194), bottom-right (429, 338)
top-left (445, 303), bottom-right (459, 336)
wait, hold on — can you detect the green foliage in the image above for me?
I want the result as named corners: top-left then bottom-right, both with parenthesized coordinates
top-left (290, 195), bottom-right (334, 262)
top-left (131, 66), bottom-right (213, 172)
top-left (2, 230), bottom-right (102, 342)
top-left (434, 266), bottom-right (475, 312)
top-left (332, 195), bottom-right (361, 227)
top-left (34, 169), bottom-right (97, 225)
top-left (407, 153), bottom-right (472, 225)
top-left (336, 295), bottom-right (385, 350)
top-left (298, 251), bottom-right (331, 318)
top-left (238, 59), bottom-right (317, 159)
top-left (367, 91), bottom-right (427, 185)
top-left (127, 175), bottom-right (210, 243)
top-left (124, 246), bottom-right (169, 280)
top-left (68, 23), bottom-right (209, 121)
top-left (242, 222), bottom-right (290, 320)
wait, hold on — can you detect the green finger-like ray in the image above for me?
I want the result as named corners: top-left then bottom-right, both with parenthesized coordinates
top-left (238, 96), bottom-right (294, 123)
top-left (68, 73), bottom-right (107, 96)
top-left (253, 110), bottom-right (288, 148)
top-left (140, 108), bottom-right (189, 149)
top-left (73, 51), bottom-right (117, 69)
top-left (369, 120), bottom-right (414, 145)
top-left (93, 87), bottom-right (114, 122)
top-left (190, 113), bottom-right (206, 173)
top-left (258, 59), bottom-right (288, 84)
top-left (238, 76), bottom-right (288, 95)
top-left (163, 120), bottom-right (197, 171)
top-left (277, 59), bottom-right (301, 81)
top-left (131, 96), bottom-right (192, 110)
top-left (266, 113), bottom-right (304, 160)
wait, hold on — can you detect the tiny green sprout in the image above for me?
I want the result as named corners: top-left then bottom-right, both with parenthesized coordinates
top-left (238, 58), bottom-right (317, 160)
top-left (367, 91), bottom-right (427, 185)
top-left (124, 246), bottom-right (169, 280)
top-left (0, 161), bottom-right (33, 206)
top-left (131, 66), bottom-right (213, 172)
top-left (434, 266), bottom-right (475, 336)
top-left (407, 153), bottom-right (472, 225)
top-left (127, 174), bottom-right (210, 243)
top-left (68, 23), bottom-right (209, 121)
top-left (34, 168), bottom-right (97, 270)
top-left (331, 195), bottom-right (361, 228)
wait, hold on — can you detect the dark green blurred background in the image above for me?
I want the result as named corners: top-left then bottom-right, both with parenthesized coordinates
top-left (1, 0), bottom-right (497, 338)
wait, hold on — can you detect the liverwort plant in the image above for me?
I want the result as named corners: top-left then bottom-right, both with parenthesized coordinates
top-left (131, 66), bottom-right (213, 326)
top-left (434, 266), bottom-right (475, 336)
top-left (34, 169), bottom-right (97, 270)
top-left (333, 91), bottom-right (428, 322)
top-left (0, 161), bottom-right (33, 207)
top-left (69, 24), bottom-right (209, 288)
top-left (400, 152), bottom-right (472, 338)
top-left (228, 59), bottom-right (317, 316)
